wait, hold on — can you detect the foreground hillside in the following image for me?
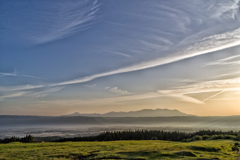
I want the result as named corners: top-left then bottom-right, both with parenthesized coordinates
top-left (0, 140), bottom-right (239, 160)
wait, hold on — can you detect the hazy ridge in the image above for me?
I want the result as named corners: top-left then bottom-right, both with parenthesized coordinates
top-left (1, 115), bottom-right (240, 129)
top-left (63, 108), bottom-right (193, 117)
top-left (1, 109), bottom-right (239, 129)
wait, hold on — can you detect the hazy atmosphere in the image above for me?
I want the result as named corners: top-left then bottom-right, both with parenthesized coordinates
top-left (1, 0), bottom-right (240, 116)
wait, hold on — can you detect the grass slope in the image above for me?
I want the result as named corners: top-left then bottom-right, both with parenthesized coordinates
top-left (0, 140), bottom-right (239, 160)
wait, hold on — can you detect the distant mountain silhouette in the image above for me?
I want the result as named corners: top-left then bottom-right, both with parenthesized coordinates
top-left (64, 108), bottom-right (193, 117)
top-left (1, 115), bottom-right (240, 129)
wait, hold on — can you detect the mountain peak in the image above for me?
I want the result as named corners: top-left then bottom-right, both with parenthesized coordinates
top-left (68, 112), bottom-right (81, 116)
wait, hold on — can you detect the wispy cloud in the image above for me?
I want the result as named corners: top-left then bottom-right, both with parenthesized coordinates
top-left (211, 71), bottom-right (240, 79)
top-left (1, 0), bottom-right (240, 95)
top-left (0, 69), bottom-right (45, 80)
top-left (105, 50), bottom-right (133, 58)
top-left (83, 84), bottom-right (96, 88)
top-left (50, 27), bottom-right (240, 87)
top-left (39, 92), bottom-right (161, 106)
top-left (172, 94), bottom-right (204, 104)
top-left (106, 87), bottom-right (131, 95)
top-left (0, 85), bottom-right (45, 92)
top-left (2, 26), bottom-right (240, 92)
top-left (1, 0), bottom-right (100, 45)
top-left (0, 87), bottom-right (64, 101)
top-left (202, 90), bottom-right (225, 102)
top-left (205, 54), bottom-right (240, 66)
top-left (208, 98), bottom-right (239, 101)
top-left (29, 76), bottom-right (240, 107)
top-left (157, 77), bottom-right (240, 103)
top-left (157, 90), bottom-right (204, 104)
top-left (31, 87), bottom-right (65, 98)
top-left (211, 0), bottom-right (239, 20)
top-left (0, 72), bottom-right (16, 77)
top-left (0, 91), bottom-right (30, 101)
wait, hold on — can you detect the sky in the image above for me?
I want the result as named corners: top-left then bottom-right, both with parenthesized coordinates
top-left (0, 0), bottom-right (240, 116)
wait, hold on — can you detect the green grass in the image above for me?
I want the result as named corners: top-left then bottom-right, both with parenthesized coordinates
top-left (0, 140), bottom-right (239, 160)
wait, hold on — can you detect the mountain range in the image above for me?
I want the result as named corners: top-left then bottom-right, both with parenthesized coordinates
top-left (1, 115), bottom-right (240, 129)
top-left (64, 108), bottom-right (193, 117)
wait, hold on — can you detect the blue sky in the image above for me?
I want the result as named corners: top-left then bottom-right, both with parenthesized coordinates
top-left (0, 0), bottom-right (240, 116)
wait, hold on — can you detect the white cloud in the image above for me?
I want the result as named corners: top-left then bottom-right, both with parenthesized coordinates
top-left (209, 98), bottom-right (239, 101)
top-left (106, 87), bottom-right (131, 95)
top-left (0, 85), bottom-right (45, 91)
top-left (105, 50), bottom-right (133, 58)
top-left (202, 90), bottom-right (225, 102)
top-left (29, 76), bottom-right (240, 107)
top-left (211, 71), bottom-right (240, 79)
top-left (0, 72), bottom-right (16, 77)
top-left (1, 0), bottom-right (100, 45)
top-left (0, 91), bottom-right (30, 101)
top-left (1, 0), bottom-right (240, 94)
top-left (0, 69), bottom-right (45, 80)
top-left (49, 27), bottom-right (240, 87)
top-left (157, 77), bottom-right (240, 103)
top-left (31, 87), bottom-right (64, 98)
top-left (37, 92), bottom-right (161, 106)
top-left (0, 87), bottom-right (64, 101)
top-left (172, 94), bottom-right (204, 104)
top-left (205, 54), bottom-right (240, 66)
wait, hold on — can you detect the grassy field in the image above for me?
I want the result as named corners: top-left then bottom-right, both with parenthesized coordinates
top-left (0, 140), bottom-right (239, 160)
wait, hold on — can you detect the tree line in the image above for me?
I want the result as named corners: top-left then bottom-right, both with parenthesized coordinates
top-left (1, 130), bottom-right (240, 143)
top-left (0, 135), bottom-right (34, 143)
top-left (54, 130), bottom-right (240, 142)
